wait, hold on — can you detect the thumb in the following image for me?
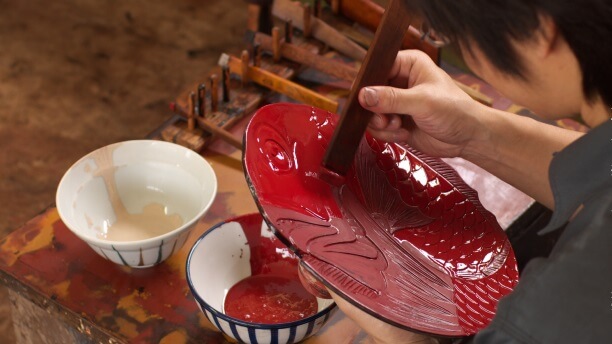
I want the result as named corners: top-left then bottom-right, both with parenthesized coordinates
top-left (359, 86), bottom-right (426, 116)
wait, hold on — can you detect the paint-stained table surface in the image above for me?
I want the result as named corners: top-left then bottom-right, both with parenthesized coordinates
top-left (0, 143), bottom-right (372, 343)
top-left (0, 59), bottom-right (585, 343)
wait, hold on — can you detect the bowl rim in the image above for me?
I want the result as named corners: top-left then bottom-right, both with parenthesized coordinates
top-left (186, 213), bottom-right (337, 329)
top-left (56, 139), bottom-right (218, 247)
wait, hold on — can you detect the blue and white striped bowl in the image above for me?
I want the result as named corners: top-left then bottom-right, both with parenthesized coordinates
top-left (186, 213), bottom-right (337, 344)
top-left (56, 140), bottom-right (217, 268)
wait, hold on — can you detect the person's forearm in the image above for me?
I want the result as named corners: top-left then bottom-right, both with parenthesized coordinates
top-left (461, 105), bottom-right (583, 209)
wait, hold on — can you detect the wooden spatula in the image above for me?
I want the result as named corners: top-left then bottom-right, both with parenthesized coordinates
top-left (321, 0), bottom-right (412, 177)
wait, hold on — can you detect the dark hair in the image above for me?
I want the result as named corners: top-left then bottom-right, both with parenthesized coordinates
top-left (406, 0), bottom-right (612, 107)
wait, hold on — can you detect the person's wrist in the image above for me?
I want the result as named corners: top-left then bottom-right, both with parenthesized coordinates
top-left (457, 102), bottom-right (497, 163)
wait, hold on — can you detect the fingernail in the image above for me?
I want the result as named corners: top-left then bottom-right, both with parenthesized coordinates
top-left (363, 87), bottom-right (379, 107)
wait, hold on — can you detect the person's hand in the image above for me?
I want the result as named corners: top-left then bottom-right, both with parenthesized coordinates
top-left (359, 49), bottom-right (487, 158)
top-left (328, 290), bottom-right (443, 344)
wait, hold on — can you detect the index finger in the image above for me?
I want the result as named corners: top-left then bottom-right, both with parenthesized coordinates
top-left (388, 50), bottom-right (437, 88)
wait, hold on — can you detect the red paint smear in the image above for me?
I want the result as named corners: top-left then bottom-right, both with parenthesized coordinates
top-left (234, 213), bottom-right (300, 277)
top-left (2, 211), bottom-right (213, 341)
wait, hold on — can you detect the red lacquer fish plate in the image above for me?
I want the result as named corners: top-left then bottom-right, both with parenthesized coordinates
top-left (243, 103), bottom-right (519, 337)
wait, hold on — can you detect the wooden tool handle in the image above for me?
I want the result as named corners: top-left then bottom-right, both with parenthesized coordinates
top-left (253, 32), bottom-right (358, 82)
top-left (322, 0), bottom-right (411, 175)
top-left (336, 0), bottom-right (439, 64)
top-left (195, 114), bottom-right (243, 150)
top-left (453, 80), bottom-right (494, 106)
top-left (244, 0), bottom-right (272, 5)
top-left (246, 0), bottom-right (273, 34)
top-left (272, 0), bottom-right (367, 61)
top-left (220, 53), bottom-right (339, 113)
top-left (171, 102), bottom-right (243, 150)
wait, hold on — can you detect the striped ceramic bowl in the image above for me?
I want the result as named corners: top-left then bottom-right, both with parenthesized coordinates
top-left (186, 213), bottom-right (337, 344)
top-left (56, 140), bottom-right (217, 268)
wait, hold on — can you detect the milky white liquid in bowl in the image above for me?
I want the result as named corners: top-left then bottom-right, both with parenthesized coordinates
top-left (85, 144), bottom-right (185, 242)
top-left (98, 202), bottom-right (182, 241)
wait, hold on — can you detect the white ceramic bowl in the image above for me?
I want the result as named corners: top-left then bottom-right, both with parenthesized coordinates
top-left (56, 140), bottom-right (217, 268)
top-left (186, 213), bottom-right (337, 344)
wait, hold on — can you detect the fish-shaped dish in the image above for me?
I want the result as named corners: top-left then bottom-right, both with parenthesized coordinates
top-left (243, 103), bottom-right (519, 337)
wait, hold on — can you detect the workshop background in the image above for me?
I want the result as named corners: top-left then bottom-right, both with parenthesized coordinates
top-left (0, 0), bottom-right (247, 341)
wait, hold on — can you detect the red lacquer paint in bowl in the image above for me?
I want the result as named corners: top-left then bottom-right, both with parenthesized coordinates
top-left (186, 213), bottom-right (337, 344)
top-left (224, 274), bottom-right (318, 324)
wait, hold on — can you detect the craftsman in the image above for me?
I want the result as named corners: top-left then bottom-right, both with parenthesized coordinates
top-left (330, 0), bottom-right (612, 343)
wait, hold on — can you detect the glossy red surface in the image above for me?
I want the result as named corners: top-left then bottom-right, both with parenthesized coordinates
top-left (243, 103), bottom-right (519, 337)
top-left (237, 213), bottom-right (301, 278)
top-left (224, 274), bottom-right (318, 324)
top-left (221, 213), bottom-right (321, 324)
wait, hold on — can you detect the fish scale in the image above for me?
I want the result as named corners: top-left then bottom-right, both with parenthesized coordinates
top-left (367, 136), bottom-right (510, 271)
top-left (365, 136), bottom-right (519, 332)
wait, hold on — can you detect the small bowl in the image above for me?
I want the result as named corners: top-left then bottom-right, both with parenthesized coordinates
top-left (56, 140), bottom-right (217, 268)
top-left (186, 213), bottom-right (337, 344)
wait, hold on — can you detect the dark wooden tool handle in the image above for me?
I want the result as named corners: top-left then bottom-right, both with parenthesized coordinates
top-left (334, 0), bottom-right (439, 63)
top-left (172, 103), bottom-right (243, 150)
top-left (322, 0), bottom-right (412, 175)
top-left (222, 54), bottom-right (339, 112)
top-left (252, 32), bottom-right (358, 82)
top-left (243, 0), bottom-right (272, 4)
